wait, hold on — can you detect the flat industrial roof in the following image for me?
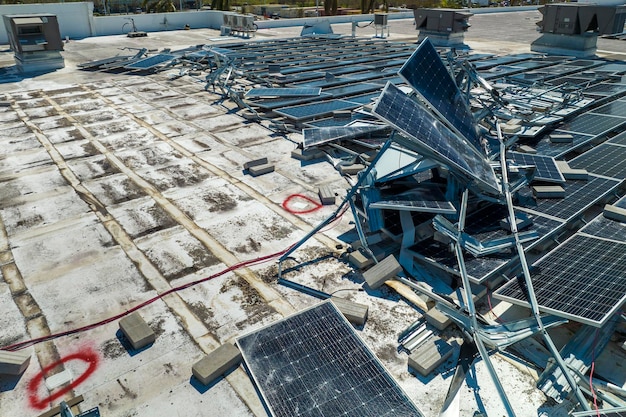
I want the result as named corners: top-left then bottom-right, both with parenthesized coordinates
top-left (1, 10), bottom-right (625, 417)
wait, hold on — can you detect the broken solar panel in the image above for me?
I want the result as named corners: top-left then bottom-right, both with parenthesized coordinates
top-left (275, 100), bottom-right (361, 122)
top-left (399, 38), bottom-right (481, 149)
top-left (508, 151), bottom-right (565, 183)
top-left (303, 125), bottom-right (388, 148)
top-left (372, 82), bottom-right (500, 195)
top-left (124, 54), bottom-right (176, 70)
top-left (494, 233), bottom-right (626, 327)
top-left (579, 212), bottom-right (626, 242)
top-left (245, 88), bottom-right (322, 98)
top-left (237, 301), bottom-right (424, 417)
top-left (369, 187), bottom-right (456, 214)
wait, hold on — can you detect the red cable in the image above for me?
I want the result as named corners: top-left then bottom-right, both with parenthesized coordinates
top-left (589, 328), bottom-right (600, 417)
top-left (1, 245), bottom-right (294, 352)
top-left (487, 288), bottom-right (505, 323)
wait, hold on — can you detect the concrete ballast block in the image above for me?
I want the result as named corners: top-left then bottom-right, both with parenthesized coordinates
top-left (248, 163), bottom-right (275, 177)
top-left (193, 343), bottom-right (242, 385)
top-left (330, 297), bottom-right (369, 326)
top-left (119, 312), bottom-right (156, 350)
top-left (243, 157), bottom-right (268, 170)
top-left (362, 255), bottom-right (402, 289)
top-left (318, 185), bottom-right (335, 205)
top-left (291, 148), bottom-right (324, 161)
top-left (0, 349), bottom-right (32, 375)
top-left (550, 133), bottom-right (574, 143)
top-left (339, 164), bottom-right (365, 175)
top-left (603, 204), bottom-right (626, 223)
top-left (532, 185), bottom-right (565, 199)
top-left (407, 335), bottom-right (454, 376)
top-left (348, 250), bottom-right (373, 270)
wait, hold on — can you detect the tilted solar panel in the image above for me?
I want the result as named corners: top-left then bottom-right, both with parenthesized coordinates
top-left (494, 233), bottom-right (626, 327)
top-left (399, 38), bottom-right (482, 149)
top-left (124, 54), bottom-right (176, 69)
top-left (508, 151), bottom-right (565, 183)
top-left (237, 301), bottom-right (425, 417)
top-left (372, 82), bottom-right (500, 194)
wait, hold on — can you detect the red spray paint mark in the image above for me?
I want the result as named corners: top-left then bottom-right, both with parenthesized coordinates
top-left (27, 347), bottom-right (100, 410)
top-left (282, 194), bottom-right (323, 214)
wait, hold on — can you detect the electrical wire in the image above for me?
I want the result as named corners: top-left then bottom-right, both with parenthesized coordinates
top-left (589, 328), bottom-right (601, 417)
top-left (1, 246), bottom-right (293, 352)
top-left (1, 198), bottom-right (349, 353)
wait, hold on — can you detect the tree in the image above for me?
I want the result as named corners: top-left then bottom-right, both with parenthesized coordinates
top-left (142, 0), bottom-right (176, 12)
top-left (211, 0), bottom-right (230, 10)
top-left (324, 0), bottom-right (337, 15)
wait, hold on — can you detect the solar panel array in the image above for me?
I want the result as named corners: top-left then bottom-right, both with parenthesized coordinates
top-left (372, 82), bottom-right (500, 194)
top-left (245, 88), bottom-right (322, 98)
top-left (495, 234), bottom-right (626, 327)
top-left (399, 39), bottom-right (481, 149)
top-left (508, 152), bottom-right (565, 183)
top-left (237, 301), bottom-right (424, 417)
top-left (516, 175), bottom-right (621, 221)
top-left (568, 143), bottom-right (626, 180)
top-left (124, 54), bottom-right (176, 69)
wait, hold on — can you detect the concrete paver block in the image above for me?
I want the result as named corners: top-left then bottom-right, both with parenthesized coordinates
top-left (318, 185), bottom-right (335, 205)
top-left (291, 148), bottom-right (324, 161)
top-left (119, 312), bottom-right (156, 350)
top-left (339, 164), bottom-right (365, 175)
top-left (0, 349), bottom-right (31, 375)
top-left (532, 185), bottom-right (565, 199)
top-left (408, 335), bottom-right (454, 376)
top-left (331, 297), bottom-right (369, 325)
top-left (243, 157), bottom-right (268, 170)
top-left (193, 343), bottom-right (242, 386)
top-left (248, 163), bottom-right (275, 177)
top-left (549, 133), bottom-right (573, 143)
top-left (603, 204), bottom-right (626, 223)
top-left (362, 255), bottom-right (401, 290)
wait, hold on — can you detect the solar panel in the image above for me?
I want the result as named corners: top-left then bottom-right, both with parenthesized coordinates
top-left (124, 54), bottom-right (176, 69)
top-left (237, 301), bottom-right (424, 417)
top-left (532, 130), bottom-right (595, 158)
top-left (579, 213), bottom-right (626, 241)
top-left (399, 39), bottom-right (481, 149)
top-left (568, 143), bottom-right (626, 179)
top-left (494, 233), bottom-right (626, 327)
top-left (274, 100), bottom-right (362, 122)
top-left (372, 82), bottom-right (500, 194)
top-left (516, 175), bottom-right (621, 221)
top-left (303, 125), bottom-right (388, 148)
top-left (245, 88), bottom-right (322, 98)
top-left (615, 195), bottom-right (626, 209)
top-left (558, 113), bottom-right (626, 136)
top-left (582, 82), bottom-right (626, 97)
top-left (608, 130), bottom-right (626, 146)
top-left (589, 98), bottom-right (626, 117)
top-left (369, 188), bottom-right (457, 214)
top-left (572, 407), bottom-right (626, 417)
top-left (508, 152), bottom-right (565, 183)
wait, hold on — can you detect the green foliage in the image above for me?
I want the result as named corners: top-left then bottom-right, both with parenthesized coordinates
top-left (142, 0), bottom-right (176, 12)
top-left (211, 0), bottom-right (230, 10)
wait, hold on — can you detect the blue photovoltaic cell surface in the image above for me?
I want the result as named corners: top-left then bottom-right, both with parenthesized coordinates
top-left (589, 98), bottom-right (626, 117)
top-left (608, 130), bottom-right (626, 146)
top-left (245, 88), bottom-right (322, 98)
top-left (517, 175), bottom-right (621, 221)
top-left (399, 39), bottom-right (481, 149)
top-left (237, 301), bottom-right (424, 417)
top-left (532, 131), bottom-right (595, 158)
top-left (372, 82), bottom-right (500, 194)
top-left (494, 233), bottom-right (626, 327)
top-left (275, 100), bottom-right (361, 121)
top-left (558, 113), bottom-right (626, 136)
top-left (579, 213), bottom-right (626, 241)
top-left (508, 152), bottom-right (565, 183)
top-left (568, 143), bottom-right (626, 180)
top-left (303, 125), bottom-right (388, 148)
top-left (125, 54), bottom-right (176, 69)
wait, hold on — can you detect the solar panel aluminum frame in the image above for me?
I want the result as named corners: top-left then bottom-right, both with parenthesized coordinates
top-left (571, 406), bottom-right (626, 417)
